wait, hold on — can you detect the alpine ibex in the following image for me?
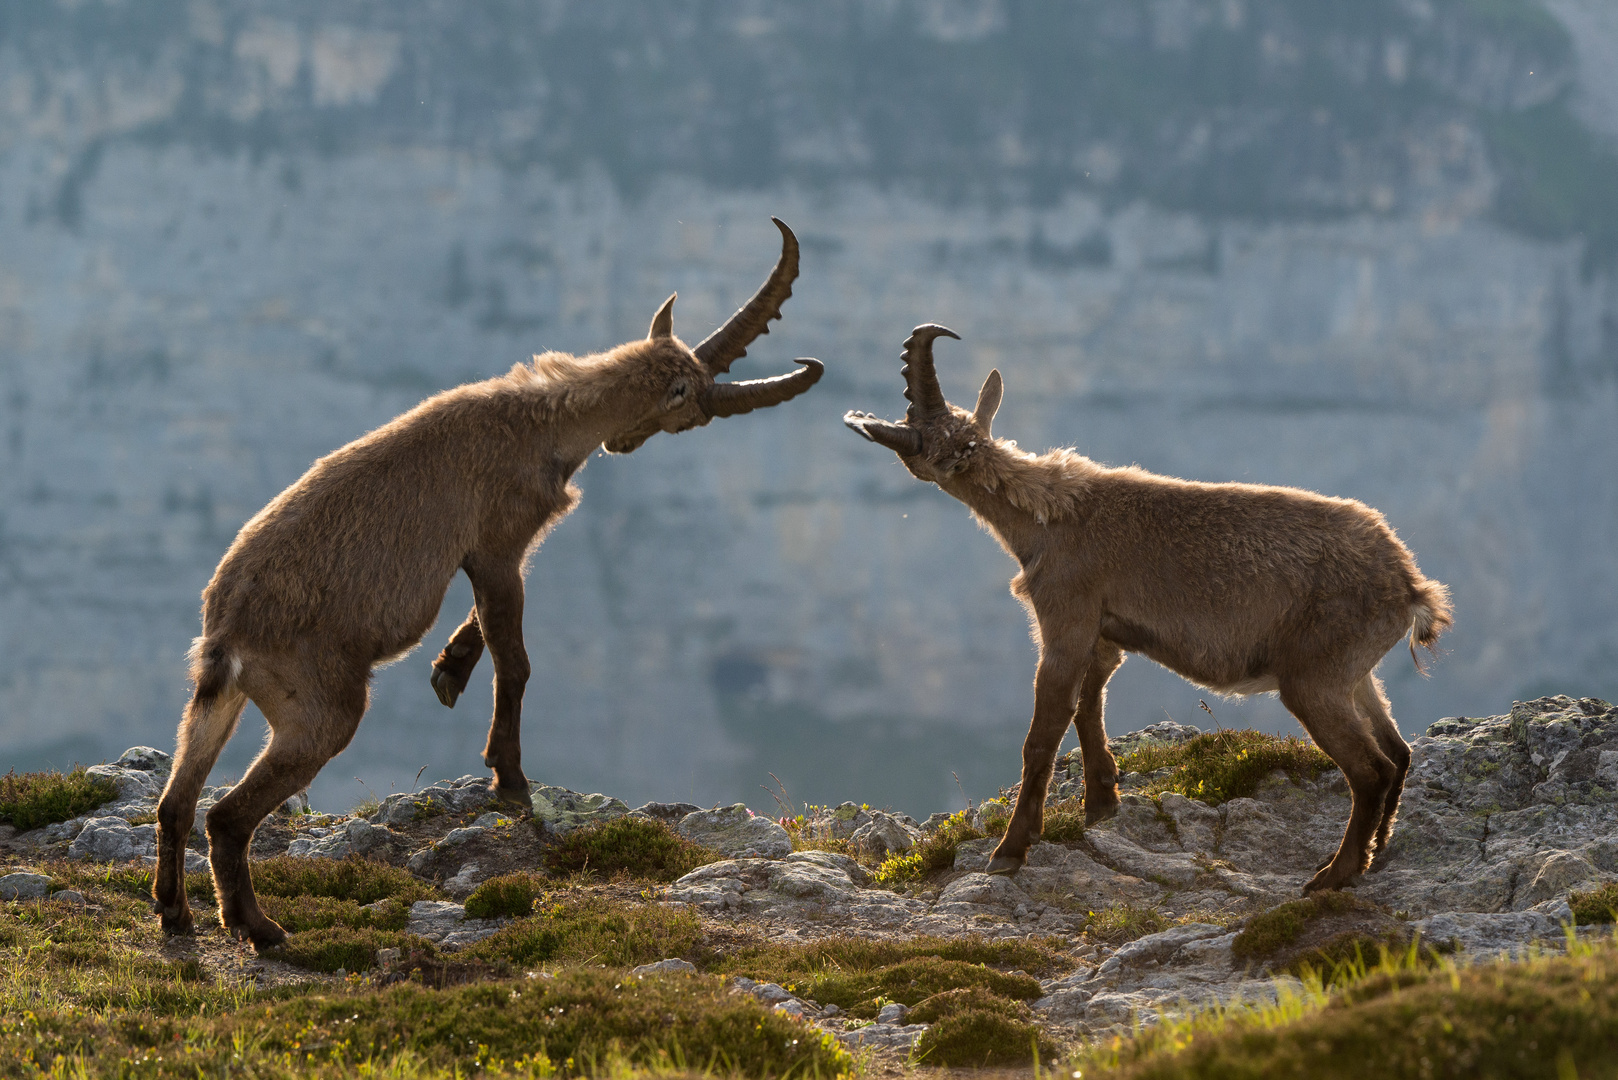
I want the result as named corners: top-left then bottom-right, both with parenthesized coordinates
top-left (155, 219), bottom-right (822, 947)
top-left (844, 325), bottom-right (1451, 892)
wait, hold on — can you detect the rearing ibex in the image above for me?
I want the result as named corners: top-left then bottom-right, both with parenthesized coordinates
top-left (844, 325), bottom-right (1451, 892)
top-left (155, 219), bottom-right (822, 947)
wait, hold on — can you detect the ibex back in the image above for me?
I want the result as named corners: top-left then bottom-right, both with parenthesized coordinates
top-left (845, 325), bottom-right (1451, 893)
top-left (155, 220), bottom-right (822, 947)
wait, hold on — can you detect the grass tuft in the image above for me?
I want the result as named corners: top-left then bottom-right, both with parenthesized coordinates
top-left (542, 816), bottom-right (722, 882)
top-left (1042, 796), bottom-right (1087, 843)
top-left (465, 892), bottom-right (703, 969)
top-left (1085, 903), bottom-right (1172, 944)
top-left (250, 855), bottom-right (436, 905)
top-left (1118, 729), bottom-right (1337, 806)
top-left (0, 766), bottom-right (119, 831)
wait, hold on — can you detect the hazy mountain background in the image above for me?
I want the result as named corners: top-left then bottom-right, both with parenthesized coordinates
top-left (3, 0), bottom-right (1616, 816)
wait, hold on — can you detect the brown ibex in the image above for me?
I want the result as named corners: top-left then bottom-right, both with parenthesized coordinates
top-left (844, 325), bottom-right (1451, 892)
top-left (155, 220), bottom-right (822, 947)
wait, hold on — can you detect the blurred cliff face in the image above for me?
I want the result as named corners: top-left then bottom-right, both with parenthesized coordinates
top-left (2, 1), bottom-right (1616, 815)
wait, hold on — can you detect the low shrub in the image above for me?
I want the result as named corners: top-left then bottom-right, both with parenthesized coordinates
top-left (1119, 729), bottom-right (1337, 806)
top-left (915, 1009), bottom-right (1057, 1068)
top-left (789, 958), bottom-right (1042, 1017)
top-left (0, 766), bottom-right (118, 831)
top-left (542, 816), bottom-right (721, 882)
top-left (1571, 882), bottom-right (1618, 924)
top-left (250, 855), bottom-right (434, 905)
top-left (905, 810), bottom-right (986, 876)
top-left (465, 893), bottom-right (703, 969)
top-left (464, 873), bottom-right (540, 919)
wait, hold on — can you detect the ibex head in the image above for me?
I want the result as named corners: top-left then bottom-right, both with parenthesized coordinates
top-left (603, 218), bottom-right (823, 453)
top-left (843, 324), bottom-right (1001, 484)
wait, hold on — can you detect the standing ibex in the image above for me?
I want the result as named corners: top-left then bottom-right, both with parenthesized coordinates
top-left (844, 325), bottom-right (1451, 892)
top-left (155, 219), bottom-right (822, 947)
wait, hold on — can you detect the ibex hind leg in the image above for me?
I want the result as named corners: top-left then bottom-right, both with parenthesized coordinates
top-left (155, 686), bottom-right (248, 935)
top-left (1354, 672), bottom-right (1411, 864)
top-left (1072, 640), bottom-right (1125, 825)
top-left (207, 674), bottom-right (367, 949)
top-left (1281, 680), bottom-right (1398, 893)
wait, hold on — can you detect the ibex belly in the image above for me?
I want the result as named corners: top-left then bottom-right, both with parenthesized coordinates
top-left (1098, 613), bottom-right (1279, 697)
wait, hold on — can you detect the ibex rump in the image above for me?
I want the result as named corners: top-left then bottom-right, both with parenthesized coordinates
top-left (845, 326), bottom-right (1451, 892)
top-left (155, 220), bottom-right (821, 947)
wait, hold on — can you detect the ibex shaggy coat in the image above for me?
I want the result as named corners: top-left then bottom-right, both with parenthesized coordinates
top-left (155, 220), bottom-right (822, 947)
top-left (845, 325), bottom-right (1451, 893)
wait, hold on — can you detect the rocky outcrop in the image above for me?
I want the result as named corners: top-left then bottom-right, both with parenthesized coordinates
top-left (8, 696), bottom-right (1617, 1044)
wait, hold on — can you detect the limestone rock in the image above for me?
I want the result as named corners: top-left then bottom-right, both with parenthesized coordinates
top-left (405, 899), bottom-right (503, 948)
top-left (0, 872), bottom-right (52, 900)
top-left (632, 958), bottom-right (697, 978)
top-left (530, 786), bottom-right (631, 835)
top-left (677, 805), bottom-right (792, 859)
top-left (630, 802), bottom-right (704, 824)
top-left (68, 817), bottom-right (156, 862)
top-left (848, 811), bottom-right (922, 860)
top-left (287, 818), bottom-right (395, 859)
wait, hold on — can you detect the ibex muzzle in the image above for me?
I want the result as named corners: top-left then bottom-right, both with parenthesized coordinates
top-left (154, 220), bottom-right (821, 949)
top-left (845, 325), bottom-right (1451, 894)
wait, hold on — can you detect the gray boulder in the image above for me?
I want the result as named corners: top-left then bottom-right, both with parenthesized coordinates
top-left (0, 872), bottom-right (52, 900)
top-left (286, 818), bottom-right (394, 859)
top-left (68, 817), bottom-right (157, 862)
top-left (848, 811), bottom-right (922, 860)
top-left (677, 804), bottom-right (792, 859)
top-left (531, 785), bottom-right (630, 835)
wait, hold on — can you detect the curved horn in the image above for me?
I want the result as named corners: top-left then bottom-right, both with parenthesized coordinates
top-left (693, 218), bottom-right (799, 375)
top-left (902, 323), bottom-right (959, 423)
top-left (843, 411), bottom-right (923, 455)
top-left (702, 359), bottom-right (823, 418)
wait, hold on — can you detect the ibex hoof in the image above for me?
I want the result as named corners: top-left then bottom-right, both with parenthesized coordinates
top-left (159, 906), bottom-right (195, 936)
top-left (430, 667), bottom-right (461, 709)
top-left (493, 785), bottom-right (533, 812)
top-left (985, 854), bottom-right (1025, 876)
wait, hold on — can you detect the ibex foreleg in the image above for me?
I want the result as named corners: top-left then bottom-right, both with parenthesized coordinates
top-left (468, 561), bottom-right (532, 807)
top-left (988, 631), bottom-right (1092, 875)
top-left (430, 607), bottom-right (485, 708)
top-left (1072, 639), bottom-right (1124, 824)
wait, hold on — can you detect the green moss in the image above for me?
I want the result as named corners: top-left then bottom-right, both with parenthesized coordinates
top-left (1118, 730), bottom-right (1337, 807)
top-left (463, 873), bottom-right (539, 919)
top-left (1570, 882), bottom-right (1618, 925)
top-left (250, 855), bottom-right (435, 905)
top-left (0, 766), bottom-right (118, 831)
top-left (464, 893), bottom-right (703, 969)
top-left (542, 816), bottom-right (722, 882)
top-left (915, 1009), bottom-right (1058, 1068)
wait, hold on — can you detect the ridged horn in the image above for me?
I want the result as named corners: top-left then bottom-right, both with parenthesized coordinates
top-left (843, 411), bottom-right (923, 455)
top-left (693, 218), bottom-right (799, 375)
top-left (703, 359), bottom-right (824, 418)
top-left (902, 324), bottom-right (958, 423)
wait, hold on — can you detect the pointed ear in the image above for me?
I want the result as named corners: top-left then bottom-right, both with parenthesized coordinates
top-left (972, 368), bottom-right (1002, 436)
top-left (648, 293), bottom-right (677, 339)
